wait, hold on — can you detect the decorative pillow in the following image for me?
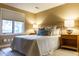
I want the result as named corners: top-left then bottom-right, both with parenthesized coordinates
top-left (54, 28), bottom-right (61, 35)
top-left (37, 28), bottom-right (49, 36)
top-left (51, 26), bottom-right (61, 36)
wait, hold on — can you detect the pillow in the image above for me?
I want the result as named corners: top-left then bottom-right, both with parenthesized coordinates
top-left (37, 28), bottom-right (49, 36)
top-left (51, 27), bottom-right (61, 36)
top-left (54, 28), bottom-right (61, 35)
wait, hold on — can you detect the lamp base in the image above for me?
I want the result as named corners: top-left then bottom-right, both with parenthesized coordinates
top-left (67, 30), bottom-right (72, 35)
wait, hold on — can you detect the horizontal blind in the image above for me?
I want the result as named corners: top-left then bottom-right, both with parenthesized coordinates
top-left (1, 8), bottom-right (25, 21)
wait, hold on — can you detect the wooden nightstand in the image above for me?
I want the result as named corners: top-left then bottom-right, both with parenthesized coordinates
top-left (60, 35), bottom-right (79, 53)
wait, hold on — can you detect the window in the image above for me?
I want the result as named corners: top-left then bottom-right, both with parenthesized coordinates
top-left (2, 20), bottom-right (12, 33)
top-left (2, 20), bottom-right (24, 34)
top-left (14, 21), bottom-right (24, 33)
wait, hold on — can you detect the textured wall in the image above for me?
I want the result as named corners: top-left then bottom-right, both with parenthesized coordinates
top-left (36, 3), bottom-right (79, 28)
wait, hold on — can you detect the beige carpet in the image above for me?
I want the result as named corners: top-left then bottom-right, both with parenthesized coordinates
top-left (49, 49), bottom-right (78, 56)
top-left (0, 48), bottom-right (78, 56)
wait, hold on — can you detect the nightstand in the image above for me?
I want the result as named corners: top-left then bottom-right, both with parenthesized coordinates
top-left (60, 35), bottom-right (79, 52)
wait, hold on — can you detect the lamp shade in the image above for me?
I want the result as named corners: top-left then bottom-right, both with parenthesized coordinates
top-left (64, 20), bottom-right (74, 28)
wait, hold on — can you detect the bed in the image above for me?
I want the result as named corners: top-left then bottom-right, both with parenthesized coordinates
top-left (11, 35), bottom-right (60, 56)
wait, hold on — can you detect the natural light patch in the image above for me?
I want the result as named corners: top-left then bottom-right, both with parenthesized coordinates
top-left (2, 20), bottom-right (12, 33)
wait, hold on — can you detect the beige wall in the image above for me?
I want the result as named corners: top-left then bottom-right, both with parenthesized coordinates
top-left (25, 13), bottom-right (36, 33)
top-left (35, 3), bottom-right (79, 28)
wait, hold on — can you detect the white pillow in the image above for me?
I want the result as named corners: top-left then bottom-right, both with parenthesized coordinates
top-left (51, 28), bottom-right (61, 36)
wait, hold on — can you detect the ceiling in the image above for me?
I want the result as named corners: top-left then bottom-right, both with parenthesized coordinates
top-left (5, 3), bottom-right (64, 13)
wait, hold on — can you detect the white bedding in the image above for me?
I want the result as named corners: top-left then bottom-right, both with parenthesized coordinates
top-left (15, 35), bottom-right (60, 40)
top-left (14, 35), bottom-right (60, 56)
top-left (37, 35), bottom-right (60, 55)
top-left (15, 35), bottom-right (53, 40)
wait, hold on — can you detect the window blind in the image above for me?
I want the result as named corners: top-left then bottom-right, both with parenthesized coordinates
top-left (1, 8), bottom-right (25, 21)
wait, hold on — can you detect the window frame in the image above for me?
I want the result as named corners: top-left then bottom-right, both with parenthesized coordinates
top-left (14, 20), bottom-right (24, 34)
top-left (2, 19), bottom-right (24, 34)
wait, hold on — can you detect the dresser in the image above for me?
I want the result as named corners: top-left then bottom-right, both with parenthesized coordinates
top-left (60, 35), bottom-right (79, 53)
